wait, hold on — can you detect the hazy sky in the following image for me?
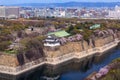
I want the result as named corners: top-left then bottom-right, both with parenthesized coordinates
top-left (0, 0), bottom-right (120, 5)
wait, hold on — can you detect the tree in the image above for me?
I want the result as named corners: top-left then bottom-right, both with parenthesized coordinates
top-left (0, 41), bottom-right (11, 51)
top-left (66, 25), bottom-right (74, 33)
top-left (20, 37), bottom-right (44, 61)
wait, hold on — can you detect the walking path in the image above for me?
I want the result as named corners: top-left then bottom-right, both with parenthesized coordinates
top-left (0, 39), bottom-right (119, 75)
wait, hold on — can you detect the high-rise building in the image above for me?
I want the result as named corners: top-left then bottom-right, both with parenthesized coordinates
top-left (0, 6), bottom-right (6, 19)
top-left (109, 5), bottom-right (120, 19)
top-left (0, 6), bottom-right (20, 19)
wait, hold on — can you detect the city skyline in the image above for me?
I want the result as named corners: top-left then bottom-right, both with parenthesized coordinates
top-left (0, 0), bottom-right (120, 5)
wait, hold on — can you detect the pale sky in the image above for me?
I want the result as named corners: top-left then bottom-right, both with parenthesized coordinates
top-left (0, 0), bottom-right (120, 5)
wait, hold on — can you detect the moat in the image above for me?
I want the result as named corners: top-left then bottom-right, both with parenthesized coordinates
top-left (0, 39), bottom-right (119, 80)
top-left (16, 46), bottom-right (120, 80)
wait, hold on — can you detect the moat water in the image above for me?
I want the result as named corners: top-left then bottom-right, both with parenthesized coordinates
top-left (60, 49), bottom-right (120, 80)
top-left (22, 47), bottom-right (120, 80)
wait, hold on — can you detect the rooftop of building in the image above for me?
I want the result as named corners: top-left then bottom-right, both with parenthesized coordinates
top-left (47, 30), bottom-right (70, 37)
top-left (90, 24), bottom-right (101, 30)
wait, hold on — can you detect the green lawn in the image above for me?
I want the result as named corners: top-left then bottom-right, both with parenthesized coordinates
top-left (4, 50), bottom-right (17, 54)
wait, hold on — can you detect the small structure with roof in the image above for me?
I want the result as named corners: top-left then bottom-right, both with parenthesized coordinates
top-left (90, 24), bottom-right (101, 30)
top-left (44, 35), bottom-right (60, 47)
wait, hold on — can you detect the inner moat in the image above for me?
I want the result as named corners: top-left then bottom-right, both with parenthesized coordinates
top-left (15, 46), bottom-right (120, 80)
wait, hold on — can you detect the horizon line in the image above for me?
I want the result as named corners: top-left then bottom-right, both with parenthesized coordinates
top-left (3, 1), bottom-right (120, 5)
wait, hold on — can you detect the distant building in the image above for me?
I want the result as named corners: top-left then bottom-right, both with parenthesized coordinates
top-left (0, 6), bottom-right (6, 19)
top-left (109, 5), bottom-right (120, 19)
top-left (0, 6), bottom-right (19, 19)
